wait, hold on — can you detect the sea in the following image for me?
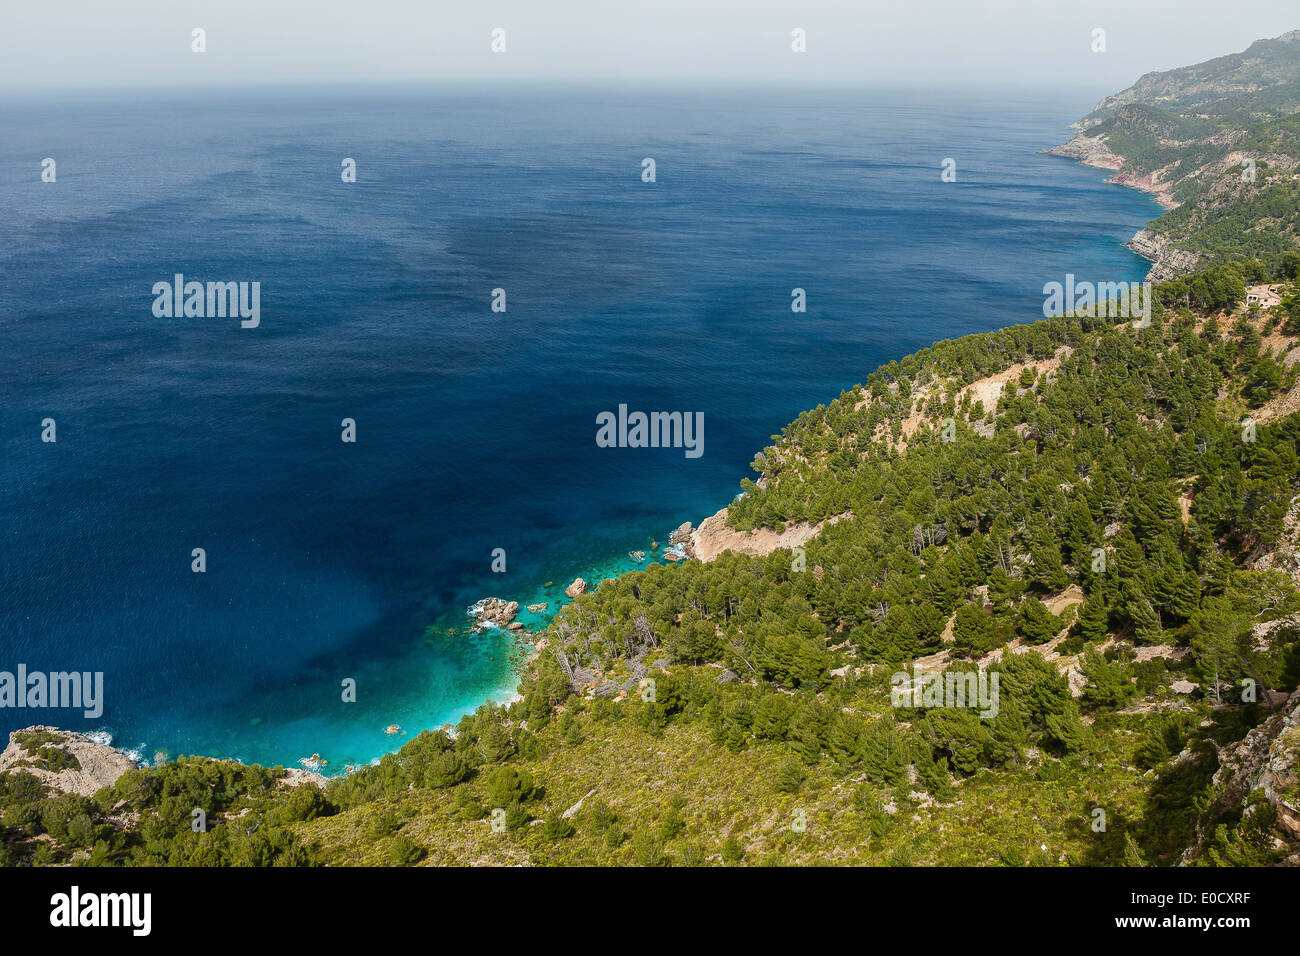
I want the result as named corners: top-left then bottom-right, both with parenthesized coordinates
top-left (0, 84), bottom-right (1162, 770)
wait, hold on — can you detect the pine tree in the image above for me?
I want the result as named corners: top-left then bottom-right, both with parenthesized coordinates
top-left (775, 755), bottom-right (806, 794)
top-left (1122, 832), bottom-right (1148, 867)
top-left (1077, 596), bottom-right (1110, 643)
top-left (1028, 530), bottom-right (1070, 593)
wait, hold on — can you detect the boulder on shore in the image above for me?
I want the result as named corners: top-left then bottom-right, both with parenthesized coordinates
top-left (669, 521), bottom-right (700, 559)
top-left (474, 597), bottom-right (519, 627)
top-left (565, 577), bottom-right (588, 598)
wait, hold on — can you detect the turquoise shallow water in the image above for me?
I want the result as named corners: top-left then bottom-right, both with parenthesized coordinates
top-left (0, 85), bottom-right (1161, 771)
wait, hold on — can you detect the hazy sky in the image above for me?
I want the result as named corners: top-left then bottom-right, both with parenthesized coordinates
top-left (1, 0), bottom-right (1296, 92)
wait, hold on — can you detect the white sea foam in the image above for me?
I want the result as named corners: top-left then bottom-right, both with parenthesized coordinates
top-left (81, 729), bottom-right (146, 767)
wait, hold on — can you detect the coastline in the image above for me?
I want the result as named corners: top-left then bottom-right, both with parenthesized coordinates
top-left (8, 108), bottom-right (1169, 793)
top-left (84, 521), bottom-right (705, 780)
top-left (27, 505), bottom-right (785, 785)
top-left (302, 115), bottom-right (1168, 775)
top-left (1043, 133), bottom-right (1180, 211)
top-left (1043, 131), bottom-right (1202, 283)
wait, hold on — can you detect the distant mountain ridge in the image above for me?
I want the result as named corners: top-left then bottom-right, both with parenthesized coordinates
top-left (6, 37), bottom-right (1300, 871)
top-left (1049, 30), bottom-right (1300, 282)
top-left (1079, 30), bottom-right (1300, 128)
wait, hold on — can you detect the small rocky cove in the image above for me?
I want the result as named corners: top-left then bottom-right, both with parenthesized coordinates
top-left (7, 508), bottom-right (831, 789)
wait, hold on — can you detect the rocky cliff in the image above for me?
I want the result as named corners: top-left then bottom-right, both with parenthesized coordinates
top-left (1181, 688), bottom-right (1300, 864)
top-left (1124, 228), bottom-right (1205, 283)
top-left (0, 726), bottom-right (137, 797)
top-left (1049, 29), bottom-right (1300, 281)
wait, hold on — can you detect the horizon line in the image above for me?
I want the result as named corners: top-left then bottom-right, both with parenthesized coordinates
top-left (0, 77), bottom-right (1118, 98)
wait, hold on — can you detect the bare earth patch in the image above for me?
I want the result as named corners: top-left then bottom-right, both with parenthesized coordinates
top-left (956, 348), bottom-right (1071, 418)
top-left (689, 508), bottom-right (849, 564)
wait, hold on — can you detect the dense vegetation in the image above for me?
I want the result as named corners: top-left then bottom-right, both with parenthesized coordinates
top-left (6, 37), bottom-right (1300, 866)
top-left (4, 264), bottom-right (1299, 867)
top-left (1070, 31), bottom-right (1300, 275)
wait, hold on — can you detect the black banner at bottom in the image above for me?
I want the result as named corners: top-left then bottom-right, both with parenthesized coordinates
top-left (0, 864), bottom-right (1291, 942)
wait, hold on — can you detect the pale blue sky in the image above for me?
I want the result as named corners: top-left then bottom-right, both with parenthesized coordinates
top-left (1, 0), bottom-right (1296, 91)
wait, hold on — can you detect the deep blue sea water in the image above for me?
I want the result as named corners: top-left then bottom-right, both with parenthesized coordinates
top-left (0, 86), bottom-right (1161, 770)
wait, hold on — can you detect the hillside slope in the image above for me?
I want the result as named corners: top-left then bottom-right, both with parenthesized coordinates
top-left (7, 36), bottom-right (1300, 868)
top-left (5, 279), bottom-right (1300, 867)
top-left (1049, 30), bottom-right (1300, 281)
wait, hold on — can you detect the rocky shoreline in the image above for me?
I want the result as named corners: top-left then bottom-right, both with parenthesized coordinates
top-left (0, 726), bottom-right (329, 797)
top-left (3, 507), bottom-right (841, 792)
top-left (1123, 228), bottom-right (1204, 283)
top-left (1044, 132), bottom-right (1180, 210)
top-left (679, 508), bottom-right (840, 564)
top-left (1043, 134), bottom-right (1198, 283)
top-left (8, 119), bottom-right (1191, 795)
